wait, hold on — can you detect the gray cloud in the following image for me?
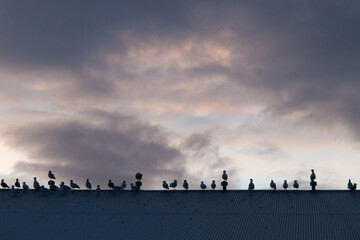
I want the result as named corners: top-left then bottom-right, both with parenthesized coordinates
top-left (241, 142), bottom-right (290, 161)
top-left (5, 110), bottom-right (185, 188)
top-left (1, 1), bottom-right (360, 189)
top-left (182, 131), bottom-right (212, 152)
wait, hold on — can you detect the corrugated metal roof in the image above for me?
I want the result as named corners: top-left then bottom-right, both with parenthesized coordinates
top-left (1, 190), bottom-right (360, 239)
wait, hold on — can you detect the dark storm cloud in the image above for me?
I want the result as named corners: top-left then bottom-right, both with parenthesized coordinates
top-left (2, 0), bottom-right (360, 189)
top-left (0, 0), bottom-right (196, 69)
top-left (6, 111), bottom-right (184, 188)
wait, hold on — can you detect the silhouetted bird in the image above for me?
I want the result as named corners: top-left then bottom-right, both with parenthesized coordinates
top-left (183, 180), bottom-right (189, 190)
top-left (15, 179), bottom-right (20, 188)
top-left (48, 171), bottom-right (56, 179)
top-left (348, 179), bottom-right (354, 190)
top-left (131, 183), bottom-right (139, 191)
top-left (49, 181), bottom-right (59, 191)
top-left (211, 180), bottom-right (216, 189)
top-left (162, 181), bottom-right (169, 190)
top-left (11, 185), bottom-right (16, 194)
top-left (1, 179), bottom-right (9, 188)
top-left (248, 179), bottom-right (255, 191)
top-left (86, 179), bottom-right (92, 190)
top-left (170, 180), bottom-right (178, 189)
top-left (96, 185), bottom-right (101, 192)
top-left (351, 183), bottom-right (357, 191)
top-left (283, 180), bottom-right (288, 189)
top-left (108, 180), bottom-right (115, 190)
top-left (222, 170), bottom-right (228, 181)
top-left (200, 181), bottom-right (207, 190)
top-left (293, 180), bottom-right (299, 189)
top-left (70, 180), bottom-right (80, 189)
top-left (135, 173), bottom-right (143, 181)
top-left (121, 180), bottom-right (126, 190)
top-left (310, 169), bottom-right (316, 181)
top-left (60, 182), bottom-right (71, 192)
top-left (41, 185), bottom-right (50, 192)
top-left (270, 180), bottom-right (276, 190)
top-left (135, 181), bottom-right (142, 189)
top-left (33, 177), bottom-right (40, 191)
top-left (22, 182), bottom-right (29, 190)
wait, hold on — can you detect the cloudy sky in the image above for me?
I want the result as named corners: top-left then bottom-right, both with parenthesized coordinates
top-left (1, 1), bottom-right (360, 190)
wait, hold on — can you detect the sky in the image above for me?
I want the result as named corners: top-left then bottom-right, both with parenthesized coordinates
top-left (1, 1), bottom-right (360, 190)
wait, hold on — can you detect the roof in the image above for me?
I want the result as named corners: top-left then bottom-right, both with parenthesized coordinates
top-left (1, 190), bottom-right (359, 239)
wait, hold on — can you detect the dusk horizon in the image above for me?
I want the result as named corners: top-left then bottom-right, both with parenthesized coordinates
top-left (1, 1), bottom-right (360, 191)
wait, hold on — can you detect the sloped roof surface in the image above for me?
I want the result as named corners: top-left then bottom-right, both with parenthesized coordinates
top-left (1, 190), bottom-right (359, 239)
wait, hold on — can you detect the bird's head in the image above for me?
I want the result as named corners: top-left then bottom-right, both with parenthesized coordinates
top-left (311, 169), bottom-right (314, 172)
top-left (33, 177), bottom-right (37, 180)
top-left (250, 179), bottom-right (253, 181)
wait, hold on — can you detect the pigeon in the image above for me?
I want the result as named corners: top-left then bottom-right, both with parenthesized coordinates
top-left (248, 179), bottom-right (255, 191)
top-left (183, 180), bottom-right (189, 190)
top-left (200, 181), bottom-right (207, 190)
top-left (351, 183), bottom-right (357, 191)
top-left (108, 180), bottom-right (115, 189)
top-left (270, 180), bottom-right (276, 190)
top-left (33, 177), bottom-right (40, 191)
top-left (41, 185), bottom-right (50, 192)
top-left (48, 171), bottom-right (56, 179)
top-left (169, 180), bottom-right (178, 189)
top-left (22, 182), bottom-right (29, 190)
top-left (121, 181), bottom-right (126, 190)
top-left (70, 180), bottom-right (80, 189)
top-left (96, 185), bottom-right (101, 193)
top-left (222, 170), bottom-right (228, 181)
top-left (283, 180), bottom-right (288, 189)
top-left (131, 183), bottom-right (139, 191)
top-left (86, 179), bottom-right (92, 190)
top-left (1, 179), bottom-right (9, 188)
top-left (135, 181), bottom-right (142, 189)
top-left (60, 182), bottom-right (71, 192)
top-left (293, 180), bottom-right (299, 189)
top-left (211, 180), bottom-right (216, 190)
top-left (310, 169), bottom-right (316, 181)
top-left (48, 180), bottom-right (59, 191)
top-left (162, 181), bottom-right (169, 190)
top-left (135, 173), bottom-right (143, 180)
top-left (15, 179), bottom-right (20, 188)
top-left (348, 179), bottom-right (354, 190)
